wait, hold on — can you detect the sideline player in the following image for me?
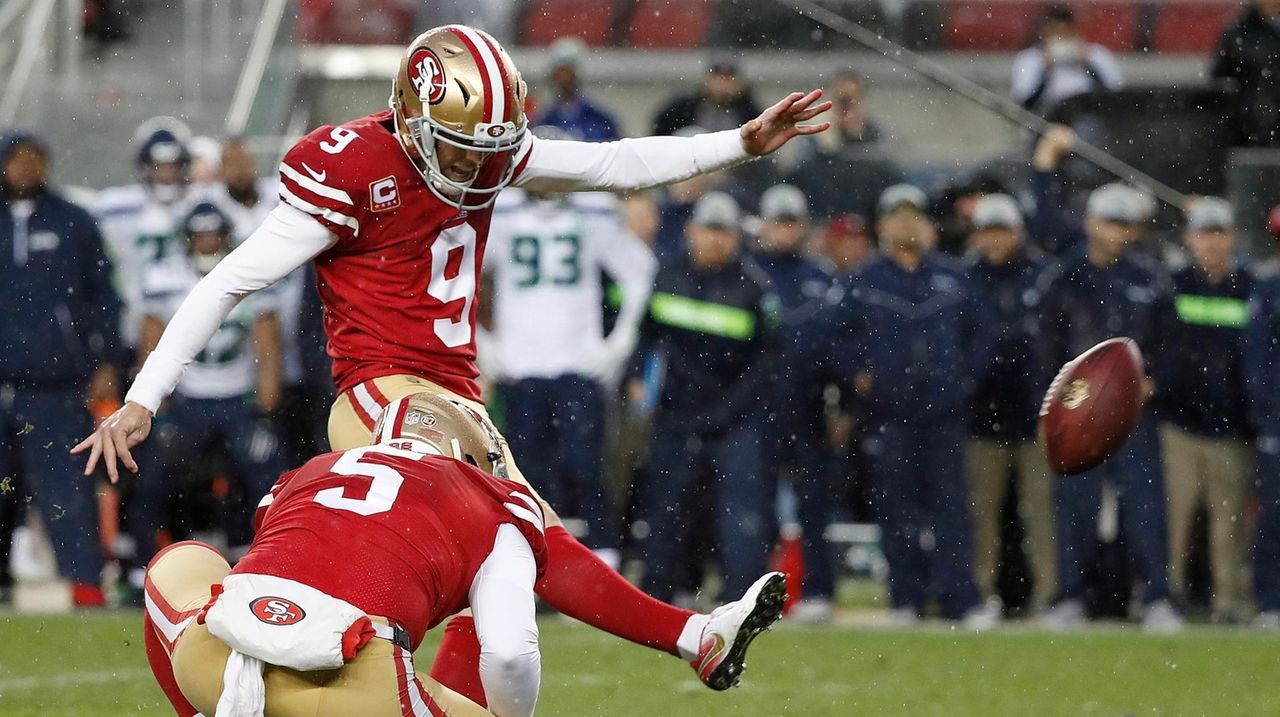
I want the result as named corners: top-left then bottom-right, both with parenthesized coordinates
top-left (78, 24), bottom-right (818, 692)
top-left (143, 392), bottom-right (546, 716)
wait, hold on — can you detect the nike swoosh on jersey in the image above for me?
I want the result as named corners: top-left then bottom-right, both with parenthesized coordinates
top-left (300, 163), bottom-right (327, 183)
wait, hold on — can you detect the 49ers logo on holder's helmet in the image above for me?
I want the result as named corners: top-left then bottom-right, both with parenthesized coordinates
top-left (408, 48), bottom-right (447, 105)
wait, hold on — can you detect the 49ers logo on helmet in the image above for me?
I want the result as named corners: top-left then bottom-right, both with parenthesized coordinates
top-left (408, 48), bottom-right (447, 105)
top-left (250, 596), bottom-right (306, 626)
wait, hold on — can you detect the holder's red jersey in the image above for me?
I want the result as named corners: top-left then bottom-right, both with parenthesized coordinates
top-left (234, 445), bottom-right (547, 649)
top-left (276, 110), bottom-right (532, 401)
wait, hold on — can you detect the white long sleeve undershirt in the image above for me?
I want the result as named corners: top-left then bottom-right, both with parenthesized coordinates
top-left (125, 203), bottom-right (334, 412)
top-left (470, 523), bottom-right (541, 717)
top-left (515, 129), bottom-right (750, 194)
top-left (125, 129), bottom-right (752, 413)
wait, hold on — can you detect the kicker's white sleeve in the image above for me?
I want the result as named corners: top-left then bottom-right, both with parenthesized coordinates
top-left (513, 129), bottom-right (752, 194)
top-left (125, 203), bottom-right (336, 413)
top-left (470, 523), bottom-right (540, 717)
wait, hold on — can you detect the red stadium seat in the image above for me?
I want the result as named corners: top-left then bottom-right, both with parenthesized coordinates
top-left (1152, 2), bottom-right (1240, 54)
top-left (945, 1), bottom-right (1047, 51)
top-left (521, 0), bottom-right (619, 47)
top-left (295, 0), bottom-right (414, 44)
top-left (1073, 2), bottom-right (1139, 52)
top-left (628, 0), bottom-right (715, 49)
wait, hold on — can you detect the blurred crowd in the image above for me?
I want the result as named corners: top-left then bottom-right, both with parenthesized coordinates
top-left (3, 2), bottom-right (1280, 638)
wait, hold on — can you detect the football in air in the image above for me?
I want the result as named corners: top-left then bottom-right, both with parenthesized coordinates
top-left (1040, 337), bottom-right (1145, 475)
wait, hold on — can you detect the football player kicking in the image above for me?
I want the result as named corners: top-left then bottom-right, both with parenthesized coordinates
top-left (78, 24), bottom-right (821, 697)
top-left (144, 392), bottom-right (547, 717)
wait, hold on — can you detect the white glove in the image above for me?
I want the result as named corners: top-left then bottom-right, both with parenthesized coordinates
top-left (581, 325), bottom-right (639, 387)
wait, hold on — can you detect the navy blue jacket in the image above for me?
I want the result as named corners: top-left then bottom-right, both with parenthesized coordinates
top-left (819, 252), bottom-right (988, 425)
top-left (755, 250), bottom-right (832, 438)
top-left (752, 250), bottom-right (831, 326)
top-left (0, 187), bottom-right (121, 384)
top-left (966, 249), bottom-right (1048, 440)
top-left (654, 200), bottom-right (694, 260)
top-left (1030, 169), bottom-right (1088, 257)
top-left (535, 95), bottom-right (621, 142)
top-left (1151, 264), bottom-right (1252, 437)
top-left (1035, 252), bottom-right (1169, 397)
top-left (1242, 263), bottom-right (1280, 430)
top-left (634, 251), bottom-right (779, 434)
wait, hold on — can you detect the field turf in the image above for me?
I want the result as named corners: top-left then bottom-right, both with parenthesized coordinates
top-left (1, 611), bottom-right (1278, 716)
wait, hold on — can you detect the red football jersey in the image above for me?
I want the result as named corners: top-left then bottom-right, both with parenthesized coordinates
top-left (234, 445), bottom-right (547, 649)
top-left (277, 110), bottom-right (531, 400)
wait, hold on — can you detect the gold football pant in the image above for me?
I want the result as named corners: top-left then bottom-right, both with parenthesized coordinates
top-left (328, 374), bottom-right (562, 528)
top-left (143, 541), bottom-right (490, 716)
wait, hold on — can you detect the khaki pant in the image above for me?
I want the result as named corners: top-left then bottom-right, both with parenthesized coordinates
top-left (147, 542), bottom-right (489, 716)
top-left (1159, 423), bottom-right (1253, 618)
top-left (965, 438), bottom-right (1057, 606)
top-left (329, 374), bottom-right (562, 528)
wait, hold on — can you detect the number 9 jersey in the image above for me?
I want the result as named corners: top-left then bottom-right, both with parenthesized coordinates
top-left (276, 110), bottom-right (535, 402)
top-left (235, 444), bottom-right (548, 650)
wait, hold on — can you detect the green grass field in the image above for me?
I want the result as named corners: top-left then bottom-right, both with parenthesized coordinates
top-left (2, 612), bottom-right (1280, 716)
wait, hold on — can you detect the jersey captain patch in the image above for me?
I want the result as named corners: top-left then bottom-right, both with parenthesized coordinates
top-left (370, 176), bottom-right (400, 212)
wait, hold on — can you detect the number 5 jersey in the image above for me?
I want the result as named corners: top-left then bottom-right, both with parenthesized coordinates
top-left (236, 445), bottom-right (547, 650)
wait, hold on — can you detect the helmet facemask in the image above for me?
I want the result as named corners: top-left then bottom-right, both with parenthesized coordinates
top-left (401, 109), bottom-right (525, 211)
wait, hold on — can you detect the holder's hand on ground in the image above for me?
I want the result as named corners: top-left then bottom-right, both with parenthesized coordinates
top-left (70, 401), bottom-right (153, 483)
top-left (740, 90), bottom-right (832, 156)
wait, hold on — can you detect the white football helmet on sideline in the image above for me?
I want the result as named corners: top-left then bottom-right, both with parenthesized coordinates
top-left (390, 25), bottom-right (529, 210)
top-left (373, 392), bottom-right (508, 478)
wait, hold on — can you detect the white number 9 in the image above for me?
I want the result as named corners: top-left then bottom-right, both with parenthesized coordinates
top-left (428, 223), bottom-right (478, 348)
top-left (320, 127), bottom-right (358, 155)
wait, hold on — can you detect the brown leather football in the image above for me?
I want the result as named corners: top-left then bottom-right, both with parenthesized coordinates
top-left (1040, 337), bottom-right (1145, 475)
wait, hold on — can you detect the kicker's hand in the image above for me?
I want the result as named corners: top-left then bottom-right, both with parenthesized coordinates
top-left (70, 401), bottom-right (154, 483)
top-left (740, 90), bottom-right (832, 156)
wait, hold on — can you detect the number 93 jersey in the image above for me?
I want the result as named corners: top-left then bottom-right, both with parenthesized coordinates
top-left (235, 444), bottom-right (548, 650)
top-left (276, 109), bottom-right (534, 402)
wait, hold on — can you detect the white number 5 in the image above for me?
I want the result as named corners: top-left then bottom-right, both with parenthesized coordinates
top-left (313, 445), bottom-right (417, 516)
top-left (320, 127), bottom-right (358, 154)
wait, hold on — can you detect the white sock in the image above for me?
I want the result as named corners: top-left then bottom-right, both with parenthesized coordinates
top-left (676, 613), bottom-right (710, 661)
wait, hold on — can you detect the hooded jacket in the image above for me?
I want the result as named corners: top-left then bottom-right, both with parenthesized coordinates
top-left (0, 131), bottom-right (121, 383)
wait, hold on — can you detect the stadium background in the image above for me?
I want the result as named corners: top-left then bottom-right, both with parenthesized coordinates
top-left (2, 0), bottom-right (1280, 714)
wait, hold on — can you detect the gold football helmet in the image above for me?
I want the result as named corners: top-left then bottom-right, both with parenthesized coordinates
top-left (391, 25), bottom-right (528, 210)
top-left (373, 392), bottom-right (508, 478)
